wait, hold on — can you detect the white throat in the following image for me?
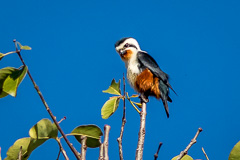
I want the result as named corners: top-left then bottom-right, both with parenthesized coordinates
top-left (125, 51), bottom-right (141, 88)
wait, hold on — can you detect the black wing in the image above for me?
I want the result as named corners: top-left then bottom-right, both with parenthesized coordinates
top-left (137, 51), bottom-right (176, 94)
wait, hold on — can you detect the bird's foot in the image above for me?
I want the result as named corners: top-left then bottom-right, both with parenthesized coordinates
top-left (139, 94), bottom-right (149, 103)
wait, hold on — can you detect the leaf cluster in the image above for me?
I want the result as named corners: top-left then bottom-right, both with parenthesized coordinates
top-left (101, 79), bottom-right (141, 119)
top-left (4, 119), bottom-right (103, 160)
top-left (0, 41), bottom-right (104, 160)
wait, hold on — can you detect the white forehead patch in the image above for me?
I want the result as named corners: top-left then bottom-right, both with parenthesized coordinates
top-left (116, 38), bottom-right (141, 51)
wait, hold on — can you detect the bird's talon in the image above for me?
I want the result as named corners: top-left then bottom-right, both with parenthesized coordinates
top-left (139, 94), bottom-right (149, 103)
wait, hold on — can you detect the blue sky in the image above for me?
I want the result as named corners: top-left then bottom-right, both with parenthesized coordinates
top-left (1, 0), bottom-right (240, 159)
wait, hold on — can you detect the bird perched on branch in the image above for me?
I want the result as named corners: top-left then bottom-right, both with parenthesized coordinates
top-left (115, 37), bottom-right (176, 118)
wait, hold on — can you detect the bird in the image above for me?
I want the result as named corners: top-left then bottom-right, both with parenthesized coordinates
top-left (115, 37), bottom-right (176, 118)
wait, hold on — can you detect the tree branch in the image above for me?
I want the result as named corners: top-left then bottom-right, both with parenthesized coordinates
top-left (56, 138), bottom-right (69, 160)
top-left (58, 116), bottom-right (67, 124)
top-left (103, 125), bottom-right (111, 160)
top-left (13, 40), bottom-right (80, 160)
top-left (135, 101), bottom-right (147, 160)
top-left (99, 143), bottom-right (104, 160)
top-left (202, 147), bottom-right (209, 160)
top-left (81, 136), bottom-right (87, 160)
top-left (176, 128), bottom-right (203, 160)
top-left (154, 142), bottom-right (163, 160)
top-left (117, 73), bottom-right (127, 160)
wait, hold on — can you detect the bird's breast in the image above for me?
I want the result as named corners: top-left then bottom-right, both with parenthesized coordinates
top-left (126, 60), bottom-right (140, 88)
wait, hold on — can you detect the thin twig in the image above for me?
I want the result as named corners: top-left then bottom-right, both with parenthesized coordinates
top-left (81, 136), bottom-right (87, 160)
top-left (56, 138), bottom-right (69, 160)
top-left (99, 143), bottom-right (104, 160)
top-left (176, 128), bottom-right (203, 160)
top-left (56, 149), bottom-right (61, 160)
top-left (0, 51), bottom-right (17, 58)
top-left (13, 40), bottom-right (80, 160)
top-left (126, 92), bottom-right (140, 113)
top-left (58, 116), bottom-right (67, 124)
top-left (154, 142), bottom-right (163, 160)
top-left (117, 73), bottom-right (127, 160)
top-left (135, 101), bottom-right (147, 160)
top-left (103, 125), bottom-right (111, 160)
top-left (18, 146), bottom-right (22, 160)
top-left (202, 147), bottom-right (209, 160)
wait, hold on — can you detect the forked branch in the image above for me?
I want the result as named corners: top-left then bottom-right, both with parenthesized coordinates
top-left (13, 40), bottom-right (80, 160)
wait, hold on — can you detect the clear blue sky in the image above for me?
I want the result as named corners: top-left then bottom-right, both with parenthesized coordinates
top-left (1, 0), bottom-right (240, 159)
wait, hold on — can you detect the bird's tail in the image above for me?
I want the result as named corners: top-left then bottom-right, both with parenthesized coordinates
top-left (159, 80), bottom-right (172, 118)
top-left (162, 99), bottom-right (169, 118)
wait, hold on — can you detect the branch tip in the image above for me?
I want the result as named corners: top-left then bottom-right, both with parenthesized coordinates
top-left (176, 127), bottom-right (203, 160)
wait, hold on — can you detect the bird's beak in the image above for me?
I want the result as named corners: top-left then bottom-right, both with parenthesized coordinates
top-left (119, 49), bottom-right (126, 55)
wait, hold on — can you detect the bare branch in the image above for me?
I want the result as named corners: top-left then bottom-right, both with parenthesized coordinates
top-left (103, 125), bottom-right (111, 160)
top-left (117, 73), bottom-right (127, 160)
top-left (81, 136), bottom-right (87, 160)
top-left (56, 138), bottom-right (69, 160)
top-left (202, 147), bottom-right (209, 160)
top-left (13, 39), bottom-right (80, 160)
top-left (0, 51), bottom-right (17, 59)
top-left (154, 142), bottom-right (163, 160)
top-left (56, 149), bottom-right (61, 160)
top-left (58, 116), bottom-right (67, 124)
top-left (135, 101), bottom-right (147, 160)
top-left (176, 128), bottom-right (203, 160)
top-left (99, 143), bottom-right (104, 160)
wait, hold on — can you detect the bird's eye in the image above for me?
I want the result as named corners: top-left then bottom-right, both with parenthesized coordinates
top-left (124, 43), bottom-right (129, 48)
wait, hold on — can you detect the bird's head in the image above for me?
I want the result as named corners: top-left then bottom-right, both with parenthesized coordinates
top-left (115, 37), bottom-right (141, 61)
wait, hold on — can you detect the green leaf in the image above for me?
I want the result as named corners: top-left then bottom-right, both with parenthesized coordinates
top-left (101, 97), bottom-right (120, 119)
top-left (21, 46), bottom-right (32, 50)
top-left (5, 119), bottom-right (55, 160)
top-left (0, 66), bottom-right (28, 98)
top-left (5, 137), bottom-right (31, 160)
top-left (29, 118), bottom-right (58, 139)
top-left (229, 141), bottom-right (240, 160)
top-left (71, 125), bottom-right (103, 148)
top-left (27, 138), bottom-right (46, 157)
top-left (5, 137), bottom-right (46, 160)
top-left (17, 42), bottom-right (32, 50)
top-left (103, 79), bottom-right (121, 95)
top-left (171, 155), bottom-right (193, 160)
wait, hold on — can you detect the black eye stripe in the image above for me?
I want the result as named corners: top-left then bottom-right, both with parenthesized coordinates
top-left (128, 44), bottom-right (137, 49)
top-left (124, 43), bottom-right (137, 49)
